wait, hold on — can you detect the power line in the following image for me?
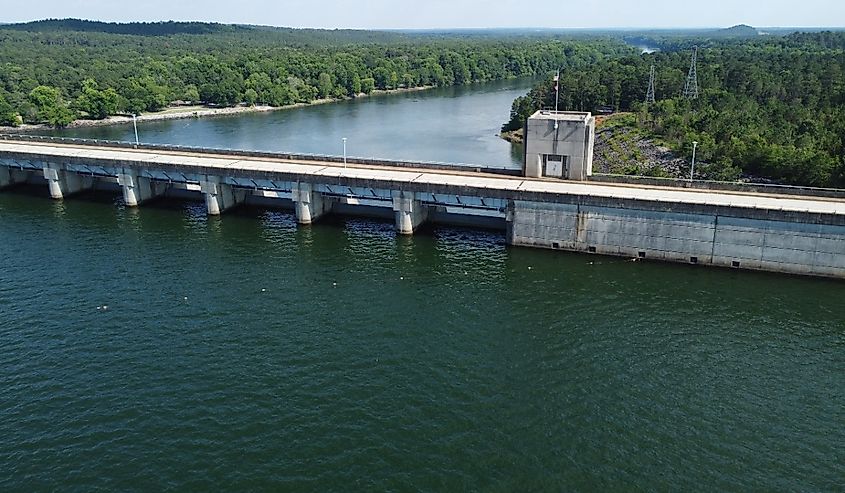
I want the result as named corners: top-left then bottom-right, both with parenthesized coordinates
top-left (646, 64), bottom-right (656, 104)
top-left (683, 46), bottom-right (699, 100)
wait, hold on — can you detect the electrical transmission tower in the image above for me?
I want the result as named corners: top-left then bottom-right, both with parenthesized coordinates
top-left (683, 46), bottom-right (699, 99)
top-left (645, 64), bottom-right (656, 104)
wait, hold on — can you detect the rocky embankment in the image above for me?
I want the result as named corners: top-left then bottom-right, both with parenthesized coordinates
top-left (500, 114), bottom-right (690, 178)
top-left (500, 128), bottom-right (524, 145)
top-left (593, 124), bottom-right (690, 178)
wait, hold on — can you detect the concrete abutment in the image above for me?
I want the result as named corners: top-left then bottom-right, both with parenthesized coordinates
top-left (200, 176), bottom-right (247, 215)
top-left (392, 191), bottom-right (429, 235)
top-left (292, 182), bottom-right (333, 225)
top-left (42, 163), bottom-right (94, 199)
top-left (506, 199), bottom-right (845, 278)
top-left (118, 171), bottom-right (168, 207)
top-left (0, 166), bottom-right (15, 189)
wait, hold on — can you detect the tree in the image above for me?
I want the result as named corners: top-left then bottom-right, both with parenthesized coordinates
top-left (373, 67), bottom-right (391, 90)
top-left (199, 80), bottom-right (240, 106)
top-left (401, 73), bottom-right (416, 88)
top-left (182, 84), bottom-right (200, 104)
top-left (121, 77), bottom-right (169, 113)
top-left (76, 79), bottom-right (119, 119)
top-left (0, 93), bottom-right (19, 126)
top-left (28, 85), bottom-right (75, 127)
top-left (350, 75), bottom-right (362, 96)
top-left (245, 72), bottom-right (273, 104)
top-left (267, 84), bottom-right (295, 106)
top-left (317, 73), bottom-right (333, 99)
top-left (244, 88), bottom-right (258, 106)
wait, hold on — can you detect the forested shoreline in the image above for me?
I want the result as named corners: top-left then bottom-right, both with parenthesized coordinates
top-left (503, 32), bottom-right (845, 188)
top-left (0, 20), bottom-right (635, 128)
top-left (2, 20), bottom-right (842, 187)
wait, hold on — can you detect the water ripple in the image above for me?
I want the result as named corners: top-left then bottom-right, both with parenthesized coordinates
top-left (0, 192), bottom-right (843, 491)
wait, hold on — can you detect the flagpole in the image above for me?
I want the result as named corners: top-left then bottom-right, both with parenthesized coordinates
top-left (554, 69), bottom-right (560, 129)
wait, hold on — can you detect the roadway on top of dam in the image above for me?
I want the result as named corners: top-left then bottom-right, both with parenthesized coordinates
top-left (1, 139), bottom-right (844, 217)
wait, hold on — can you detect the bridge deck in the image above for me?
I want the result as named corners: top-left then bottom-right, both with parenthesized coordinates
top-left (1, 140), bottom-right (843, 217)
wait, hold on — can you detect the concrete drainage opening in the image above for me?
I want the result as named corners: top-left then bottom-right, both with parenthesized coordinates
top-left (588, 246), bottom-right (597, 253)
top-left (638, 252), bottom-right (646, 259)
top-left (690, 257), bottom-right (699, 264)
top-left (732, 261), bottom-right (741, 268)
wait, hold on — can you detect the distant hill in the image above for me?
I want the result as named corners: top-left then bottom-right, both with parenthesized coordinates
top-left (0, 18), bottom-right (413, 45)
top-left (0, 19), bottom-right (243, 36)
top-left (712, 24), bottom-right (760, 37)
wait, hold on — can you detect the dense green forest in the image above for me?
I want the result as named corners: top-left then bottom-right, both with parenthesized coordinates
top-left (3, 20), bottom-right (842, 188)
top-left (0, 19), bottom-right (635, 127)
top-left (504, 32), bottom-right (845, 188)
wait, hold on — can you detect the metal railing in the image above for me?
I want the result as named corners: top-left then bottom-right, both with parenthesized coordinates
top-left (590, 173), bottom-right (845, 200)
top-left (3, 133), bottom-right (843, 199)
top-left (0, 133), bottom-right (523, 177)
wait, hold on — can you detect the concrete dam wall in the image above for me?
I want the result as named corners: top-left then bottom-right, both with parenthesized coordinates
top-left (508, 199), bottom-right (845, 279)
top-left (1, 138), bottom-right (843, 280)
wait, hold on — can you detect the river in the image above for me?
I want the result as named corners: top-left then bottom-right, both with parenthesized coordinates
top-left (48, 78), bottom-right (532, 169)
top-left (2, 79), bottom-right (844, 491)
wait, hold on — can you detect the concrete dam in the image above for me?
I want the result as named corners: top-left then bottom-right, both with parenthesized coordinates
top-left (1, 130), bottom-right (844, 280)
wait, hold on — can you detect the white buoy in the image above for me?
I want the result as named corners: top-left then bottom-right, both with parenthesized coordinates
top-left (261, 288), bottom-right (267, 293)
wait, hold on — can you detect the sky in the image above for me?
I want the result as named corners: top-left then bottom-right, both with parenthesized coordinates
top-left (3, 0), bottom-right (843, 29)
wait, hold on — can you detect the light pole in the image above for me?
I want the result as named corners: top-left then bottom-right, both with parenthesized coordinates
top-left (132, 114), bottom-right (139, 146)
top-left (690, 141), bottom-right (698, 181)
top-left (342, 137), bottom-right (347, 167)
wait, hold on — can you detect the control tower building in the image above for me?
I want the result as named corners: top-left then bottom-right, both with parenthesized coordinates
top-left (523, 111), bottom-right (596, 181)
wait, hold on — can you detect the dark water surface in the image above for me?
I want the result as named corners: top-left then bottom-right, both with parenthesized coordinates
top-left (1, 190), bottom-right (843, 491)
top-left (3, 79), bottom-right (845, 491)
top-left (48, 79), bottom-right (531, 169)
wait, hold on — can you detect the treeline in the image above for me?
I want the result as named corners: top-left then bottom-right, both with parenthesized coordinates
top-left (0, 20), bottom-right (635, 127)
top-left (504, 32), bottom-right (845, 188)
top-left (0, 19), bottom-right (410, 45)
top-left (0, 19), bottom-right (239, 36)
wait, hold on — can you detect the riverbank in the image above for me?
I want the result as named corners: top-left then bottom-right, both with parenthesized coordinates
top-left (27, 77), bottom-right (532, 168)
top-left (499, 128), bottom-right (524, 145)
top-left (4, 85), bottom-right (436, 133)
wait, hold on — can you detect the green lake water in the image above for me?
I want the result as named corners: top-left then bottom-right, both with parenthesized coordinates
top-left (2, 78), bottom-right (844, 491)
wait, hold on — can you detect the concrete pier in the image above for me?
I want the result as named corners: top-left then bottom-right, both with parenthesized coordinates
top-left (118, 170), bottom-right (166, 207)
top-left (200, 176), bottom-right (246, 215)
top-left (293, 182), bottom-right (333, 225)
top-left (0, 166), bottom-right (13, 188)
top-left (392, 191), bottom-right (429, 234)
top-left (42, 163), bottom-right (93, 199)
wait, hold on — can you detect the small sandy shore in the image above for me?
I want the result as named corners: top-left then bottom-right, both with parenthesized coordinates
top-left (5, 86), bottom-right (434, 133)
